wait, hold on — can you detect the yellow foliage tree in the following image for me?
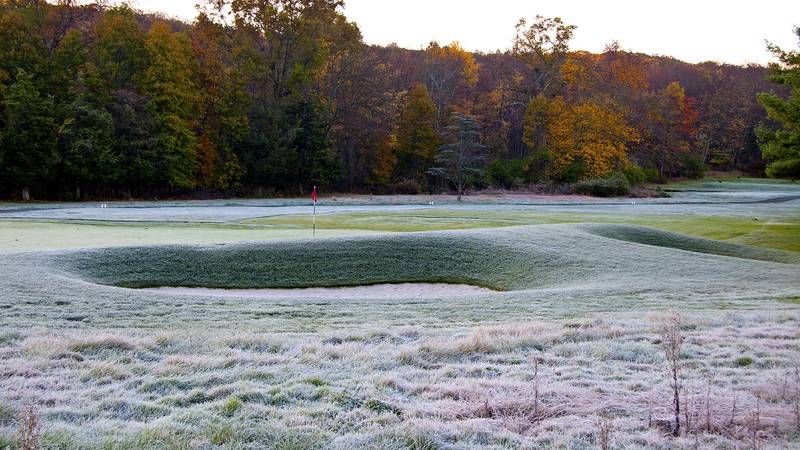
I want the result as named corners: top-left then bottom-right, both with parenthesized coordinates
top-left (545, 98), bottom-right (639, 179)
top-left (424, 41), bottom-right (479, 129)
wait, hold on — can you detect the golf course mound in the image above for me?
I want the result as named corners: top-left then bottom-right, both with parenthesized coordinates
top-left (583, 224), bottom-right (800, 264)
top-left (50, 224), bottom-right (799, 297)
top-left (55, 229), bottom-right (590, 292)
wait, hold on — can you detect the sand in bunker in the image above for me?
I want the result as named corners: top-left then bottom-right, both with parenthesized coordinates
top-left (145, 283), bottom-right (496, 299)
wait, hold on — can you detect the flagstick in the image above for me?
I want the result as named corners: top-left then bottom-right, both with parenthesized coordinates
top-left (313, 200), bottom-right (316, 237)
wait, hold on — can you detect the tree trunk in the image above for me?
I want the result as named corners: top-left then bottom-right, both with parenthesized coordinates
top-left (21, 186), bottom-right (31, 202)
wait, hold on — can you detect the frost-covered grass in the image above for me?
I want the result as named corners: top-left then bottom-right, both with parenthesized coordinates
top-left (1, 179), bottom-right (798, 253)
top-left (1, 311), bottom-right (799, 449)
top-left (248, 210), bottom-right (800, 252)
top-left (0, 220), bottom-right (379, 253)
top-left (1, 182), bottom-right (799, 448)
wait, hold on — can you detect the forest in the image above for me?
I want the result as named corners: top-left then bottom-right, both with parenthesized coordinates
top-left (0, 0), bottom-right (797, 200)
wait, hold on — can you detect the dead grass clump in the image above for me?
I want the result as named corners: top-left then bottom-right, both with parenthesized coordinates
top-left (418, 324), bottom-right (554, 359)
top-left (70, 336), bottom-right (134, 355)
top-left (80, 362), bottom-right (130, 381)
top-left (226, 336), bottom-right (283, 353)
top-left (595, 415), bottom-right (613, 450)
top-left (656, 312), bottom-right (685, 436)
top-left (15, 405), bottom-right (39, 450)
top-left (794, 367), bottom-right (800, 433)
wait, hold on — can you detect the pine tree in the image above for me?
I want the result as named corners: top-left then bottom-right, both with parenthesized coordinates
top-left (428, 112), bottom-right (486, 200)
top-left (757, 28), bottom-right (800, 179)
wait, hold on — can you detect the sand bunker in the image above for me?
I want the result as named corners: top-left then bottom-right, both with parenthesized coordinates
top-left (144, 283), bottom-right (496, 299)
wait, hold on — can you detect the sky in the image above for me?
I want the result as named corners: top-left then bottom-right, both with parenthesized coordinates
top-left (127, 0), bottom-right (800, 65)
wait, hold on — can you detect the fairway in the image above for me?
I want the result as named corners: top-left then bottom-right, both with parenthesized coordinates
top-left (0, 180), bottom-right (799, 449)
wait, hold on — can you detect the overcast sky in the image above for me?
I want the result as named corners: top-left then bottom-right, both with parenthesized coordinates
top-left (127, 0), bottom-right (800, 65)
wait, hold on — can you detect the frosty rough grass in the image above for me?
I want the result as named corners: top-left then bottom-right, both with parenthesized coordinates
top-left (0, 180), bottom-right (799, 449)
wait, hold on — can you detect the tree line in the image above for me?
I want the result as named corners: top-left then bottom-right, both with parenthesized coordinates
top-left (0, 0), bottom-right (796, 200)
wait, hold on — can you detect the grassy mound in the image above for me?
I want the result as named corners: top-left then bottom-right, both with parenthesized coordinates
top-left (52, 224), bottom-right (798, 297)
top-left (57, 230), bottom-right (593, 291)
top-left (583, 224), bottom-right (800, 264)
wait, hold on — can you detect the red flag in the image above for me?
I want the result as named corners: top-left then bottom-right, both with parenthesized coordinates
top-left (311, 186), bottom-right (317, 204)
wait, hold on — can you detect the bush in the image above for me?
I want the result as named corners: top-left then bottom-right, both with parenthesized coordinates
top-left (558, 157), bottom-right (587, 183)
top-left (488, 159), bottom-right (526, 189)
top-left (575, 174), bottom-right (631, 197)
top-left (525, 150), bottom-right (552, 183)
top-left (682, 154), bottom-right (707, 179)
top-left (642, 167), bottom-right (662, 183)
top-left (622, 164), bottom-right (647, 186)
top-left (393, 179), bottom-right (422, 195)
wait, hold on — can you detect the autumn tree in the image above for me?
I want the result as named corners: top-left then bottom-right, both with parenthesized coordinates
top-left (423, 41), bottom-right (479, 130)
top-left (92, 5), bottom-right (148, 93)
top-left (512, 15), bottom-right (576, 100)
top-left (543, 97), bottom-right (638, 180)
top-left (212, 0), bottom-right (351, 193)
top-left (394, 83), bottom-right (440, 184)
top-left (190, 13), bottom-right (248, 189)
top-left (757, 28), bottom-right (800, 179)
top-left (699, 72), bottom-right (750, 170)
top-left (640, 81), bottom-right (698, 178)
top-left (428, 112), bottom-right (486, 199)
top-left (0, 5), bottom-right (47, 87)
top-left (48, 29), bottom-right (86, 106)
top-left (522, 94), bottom-right (555, 180)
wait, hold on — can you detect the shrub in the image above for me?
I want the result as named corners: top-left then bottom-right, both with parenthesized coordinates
top-left (559, 157), bottom-right (587, 183)
top-left (682, 154), bottom-right (707, 179)
top-left (642, 167), bottom-right (662, 183)
top-left (487, 159), bottom-right (525, 189)
top-left (525, 150), bottom-right (552, 182)
top-left (575, 174), bottom-right (631, 197)
top-left (393, 179), bottom-right (422, 195)
top-left (622, 164), bottom-right (647, 186)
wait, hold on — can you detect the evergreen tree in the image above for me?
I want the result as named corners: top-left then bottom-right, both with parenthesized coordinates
top-left (757, 28), bottom-right (800, 179)
top-left (428, 112), bottom-right (486, 199)
top-left (58, 73), bottom-right (118, 199)
top-left (107, 88), bottom-right (159, 196)
top-left (0, 69), bottom-right (58, 200)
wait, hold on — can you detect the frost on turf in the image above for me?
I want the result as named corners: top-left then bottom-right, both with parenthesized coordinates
top-left (0, 216), bottom-right (798, 447)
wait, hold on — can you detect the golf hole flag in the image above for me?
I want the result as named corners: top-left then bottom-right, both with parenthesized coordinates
top-left (311, 186), bottom-right (317, 236)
